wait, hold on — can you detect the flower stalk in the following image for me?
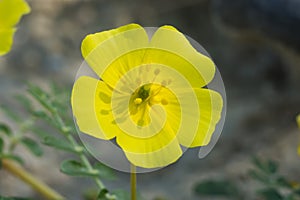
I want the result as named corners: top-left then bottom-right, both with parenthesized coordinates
top-left (2, 159), bottom-right (64, 200)
top-left (130, 164), bottom-right (137, 200)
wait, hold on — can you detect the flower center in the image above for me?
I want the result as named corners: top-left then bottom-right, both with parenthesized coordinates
top-left (129, 83), bottom-right (168, 127)
top-left (134, 85), bottom-right (150, 104)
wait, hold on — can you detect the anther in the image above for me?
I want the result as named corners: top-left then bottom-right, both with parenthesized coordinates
top-left (134, 98), bottom-right (143, 105)
top-left (154, 69), bottom-right (160, 75)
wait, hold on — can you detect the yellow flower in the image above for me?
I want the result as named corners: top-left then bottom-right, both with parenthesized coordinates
top-left (0, 0), bottom-right (30, 56)
top-left (71, 24), bottom-right (223, 168)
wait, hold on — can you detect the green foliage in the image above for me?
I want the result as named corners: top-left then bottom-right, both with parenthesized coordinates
top-left (0, 196), bottom-right (33, 200)
top-left (61, 159), bottom-right (99, 177)
top-left (24, 83), bottom-right (117, 198)
top-left (97, 189), bottom-right (112, 200)
top-left (251, 157), bottom-right (278, 175)
top-left (20, 137), bottom-right (43, 157)
top-left (83, 189), bottom-right (138, 200)
top-left (0, 137), bottom-right (4, 153)
top-left (0, 83), bottom-right (118, 199)
top-left (249, 157), bottom-right (300, 200)
top-left (43, 136), bottom-right (81, 153)
top-left (0, 105), bottom-right (22, 122)
top-left (193, 179), bottom-right (239, 198)
top-left (193, 157), bottom-right (300, 200)
top-left (1, 154), bottom-right (24, 165)
top-left (0, 123), bottom-right (12, 136)
top-left (94, 163), bottom-right (117, 180)
top-left (257, 188), bottom-right (283, 200)
top-left (110, 190), bottom-right (130, 200)
top-left (0, 101), bottom-right (45, 172)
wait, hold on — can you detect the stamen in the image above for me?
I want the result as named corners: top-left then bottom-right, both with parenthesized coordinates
top-left (134, 98), bottom-right (143, 105)
top-left (149, 96), bottom-right (160, 106)
top-left (154, 69), bottom-right (160, 75)
top-left (161, 80), bottom-right (167, 86)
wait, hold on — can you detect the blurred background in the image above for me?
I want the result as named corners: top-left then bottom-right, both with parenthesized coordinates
top-left (0, 0), bottom-right (300, 199)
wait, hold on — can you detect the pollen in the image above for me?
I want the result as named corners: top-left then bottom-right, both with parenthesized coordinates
top-left (134, 98), bottom-right (143, 105)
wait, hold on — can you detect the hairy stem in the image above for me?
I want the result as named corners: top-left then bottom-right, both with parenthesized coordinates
top-left (2, 159), bottom-right (64, 200)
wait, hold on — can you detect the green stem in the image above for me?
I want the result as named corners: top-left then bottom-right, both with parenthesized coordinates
top-left (52, 107), bottom-right (112, 198)
top-left (131, 164), bottom-right (137, 200)
top-left (79, 153), bottom-right (105, 189)
top-left (65, 133), bottom-right (105, 190)
top-left (52, 111), bottom-right (106, 190)
top-left (2, 159), bottom-right (64, 200)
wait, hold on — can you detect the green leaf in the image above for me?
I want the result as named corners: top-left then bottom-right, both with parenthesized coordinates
top-left (27, 84), bottom-right (55, 113)
top-left (285, 194), bottom-right (297, 200)
top-left (1, 154), bottom-right (24, 165)
top-left (97, 189), bottom-right (110, 200)
top-left (0, 137), bottom-right (4, 153)
top-left (112, 190), bottom-right (144, 200)
top-left (93, 162), bottom-right (116, 180)
top-left (111, 190), bottom-right (130, 200)
top-left (252, 157), bottom-right (266, 171)
top-left (252, 157), bottom-right (278, 174)
top-left (293, 188), bottom-right (300, 195)
top-left (21, 137), bottom-right (43, 157)
top-left (32, 111), bottom-right (59, 130)
top-left (0, 123), bottom-right (12, 136)
top-left (276, 177), bottom-right (292, 188)
top-left (248, 169), bottom-right (269, 184)
top-left (43, 136), bottom-right (81, 153)
top-left (0, 196), bottom-right (33, 200)
top-left (193, 179), bottom-right (238, 197)
top-left (29, 127), bottom-right (50, 138)
top-left (32, 110), bottom-right (49, 119)
top-left (60, 160), bottom-right (99, 177)
top-left (258, 188), bottom-right (283, 200)
top-left (0, 105), bottom-right (21, 122)
top-left (267, 160), bottom-right (278, 174)
top-left (15, 95), bottom-right (32, 112)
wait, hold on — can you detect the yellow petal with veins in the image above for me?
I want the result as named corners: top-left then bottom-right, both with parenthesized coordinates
top-left (118, 123), bottom-right (182, 168)
top-left (147, 25), bottom-right (215, 88)
top-left (0, 0), bottom-right (30, 55)
top-left (81, 23), bottom-right (148, 78)
top-left (178, 88), bottom-right (223, 147)
top-left (71, 76), bottom-right (118, 140)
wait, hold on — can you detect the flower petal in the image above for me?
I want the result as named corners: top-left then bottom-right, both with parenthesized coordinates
top-left (81, 23), bottom-right (149, 83)
top-left (0, 0), bottom-right (30, 56)
top-left (117, 124), bottom-right (182, 168)
top-left (71, 76), bottom-right (117, 140)
top-left (147, 25), bottom-right (216, 87)
top-left (0, 29), bottom-right (15, 56)
top-left (178, 88), bottom-right (223, 147)
top-left (0, 0), bottom-right (30, 28)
